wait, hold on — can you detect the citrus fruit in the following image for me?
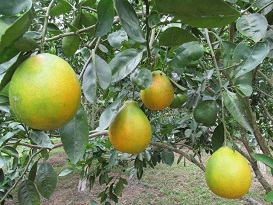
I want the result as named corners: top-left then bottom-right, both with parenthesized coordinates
top-left (205, 146), bottom-right (252, 199)
top-left (193, 100), bottom-right (217, 126)
top-left (9, 53), bottom-right (81, 131)
top-left (169, 93), bottom-right (187, 108)
top-left (108, 100), bottom-right (152, 154)
top-left (140, 70), bottom-right (174, 110)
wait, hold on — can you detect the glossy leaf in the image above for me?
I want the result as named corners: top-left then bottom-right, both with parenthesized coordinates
top-left (159, 27), bottom-right (197, 46)
top-left (95, 0), bottom-right (115, 37)
top-left (29, 131), bottom-right (53, 149)
top-left (211, 123), bottom-right (224, 152)
top-left (83, 63), bottom-right (97, 104)
top-left (36, 161), bottom-right (57, 199)
top-left (251, 153), bottom-right (273, 168)
top-left (94, 54), bottom-right (112, 89)
top-left (59, 168), bottom-right (74, 177)
top-left (169, 42), bottom-right (204, 68)
top-left (236, 13), bottom-right (268, 42)
top-left (62, 34), bottom-right (80, 57)
top-left (130, 67), bottom-right (152, 90)
top-left (161, 149), bottom-right (174, 166)
top-left (114, 0), bottom-right (145, 43)
top-left (236, 84), bottom-right (253, 97)
top-left (18, 180), bottom-right (40, 205)
top-left (110, 49), bottom-right (143, 83)
top-left (257, 0), bottom-right (273, 15)
top-left (98, 98), bottom-right (122, 130)
top-left (0, 0), bottom-right (32, 16)
top-left (50, 0), bottom-right (72, 16)
top-left (233, 41), bottom-right (269, 79)
top-left (107, 30), bottom-right (128, 48)
top-left (223, 90), bottom-right (253, 133)
top-left (59, 105), bottom-right (89, 164)
top-left (155, 0), bottom-right (240, 28)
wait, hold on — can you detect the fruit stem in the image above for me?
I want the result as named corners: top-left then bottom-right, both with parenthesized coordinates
top-left (40, 0), bottom-right (56, 53)
top-left (204, 28), bottom-right (227, 146)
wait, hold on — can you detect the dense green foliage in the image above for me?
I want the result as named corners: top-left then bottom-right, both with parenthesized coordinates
top-left (1, 0), bottom-right (273, 204)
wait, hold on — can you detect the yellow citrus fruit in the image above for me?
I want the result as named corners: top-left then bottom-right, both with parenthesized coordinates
top-left (140, 70), bottom-right (174, 110)
top-left (9, 53), bottom-right (81, 131)
top-left (205, 146), bottom-right (252, 199)
top-left (108, 100), bottom-right (152, 154)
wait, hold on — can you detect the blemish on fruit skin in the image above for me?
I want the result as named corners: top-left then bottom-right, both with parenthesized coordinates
top-left (13, 96), bottom-right (19, 102)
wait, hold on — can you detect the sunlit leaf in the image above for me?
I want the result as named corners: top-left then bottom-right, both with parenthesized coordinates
top-left (236, 13), bottom-right (268, 42)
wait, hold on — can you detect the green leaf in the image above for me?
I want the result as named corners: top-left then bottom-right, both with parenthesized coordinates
top-left (98, 98), bottom-right (122, 130)
top-left (251, 153), bottom-right (273, 168)
top-left (257, 0), bottom-right (273, 15)
top-left (0, 0), bottom-right (32, 16)
top-left (95, 0), bottom-right (115, 37)
top-left (94, 54), bottom-right (112, 89)
top-left (83, 63), bottom-right (97, 104)
top-left (265, 190), bottom-right (273, 202)
top-left (169, 41), bottom-right (204, 68)
top-left (29, 131), bottom-right (53, 149)
top-left (36, 161), bottom-right (57, 199)
top-left (159, 27), bottom-right (197, 46)
top-left (265, 30), bottom-right (273, 58)
top-left (114, 178), bottom-right (127, 197)
top-left (221, 41), bottom-right (236, 67)
top-left (108, 150), bottom-right (118, 169)
top-left (59, 105), bottom-right (89, 164)
top-left (90, 199), bottom-right (98, 205)
top-left (62, 34), bottom-right (80, 57)
top-left (18, 180), bottom-right (40, 205)
top-left (0, 53), bottom-right (29, 92)
top-left (211, 123), bottom-right (224, 152)
top-left (1, 146), bottom-right (19, 158)
top-left (50, 0), bottom-right (72, 16)
top-left (155, 0), bottom-right (240, 28)
top-left (114, 0), bottom-right (145, 43)
top-left (107, 30), bottom-right (128, 48)
top-left (130, 67), bottom-right (152, 90)
top-left (233, 41), bottom-right (269, 79)
top-left (236, 84), bottom-right (253, 96)
top-left (161, 149), bottom-right (174, 166)
top-left (28, 161), bottom-right (38, 182)
top-left (59, 167), bottom-right (74, 177)
top-left (236, 13), bottom-right (268, 42)
top-left (110, 49), bottom-right (143, 83)
top-left (14, 36), bottom-right (38, 52)
top-left (0, 5), bottom-right (34, 63)
top-left (223, 90), bottom-right (253, 133)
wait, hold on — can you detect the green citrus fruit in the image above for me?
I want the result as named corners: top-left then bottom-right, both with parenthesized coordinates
top-left (169, 93), bottom-right (187, 108)
top-left (140, 70), bottom-right (174, 110)
top-left (205, 146), bottom-right (252, 199)
top-left (193, 100), bottom-right (217, 126)
top-left (108, 100), bottom-right (152, 154)
top-left (9, 53), bottom-right (81, 131)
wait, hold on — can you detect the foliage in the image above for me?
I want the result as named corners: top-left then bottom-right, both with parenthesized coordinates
top-left (1, 0), bottom-right (273, 204)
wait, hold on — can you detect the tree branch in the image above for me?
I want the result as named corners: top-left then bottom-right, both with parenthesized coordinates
top-left (257, 70), bottom-right (273, 88)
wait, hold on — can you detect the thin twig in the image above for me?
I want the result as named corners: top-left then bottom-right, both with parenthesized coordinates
top-left (40, 0), bottom-right (56, 52)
